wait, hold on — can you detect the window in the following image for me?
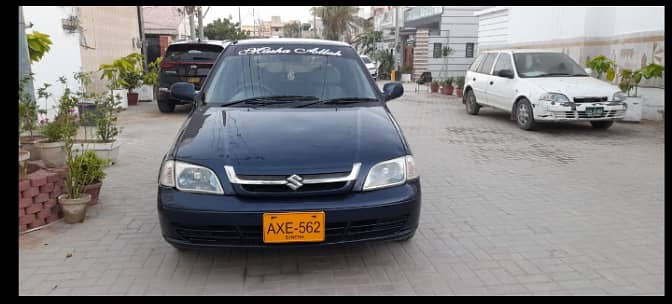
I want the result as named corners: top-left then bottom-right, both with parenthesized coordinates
top-left (513, 52), bottom-right (589, 78)
top-left (469, 54), bottom-right (485, 71)
top-left (476, 53), bottom-right (497, 74)
top-left (465, 43), bottom-right (474, 58)
top-left (433, 43), bottom-right (442, 58)
top-left (492, 53), bottom-right (513, 76)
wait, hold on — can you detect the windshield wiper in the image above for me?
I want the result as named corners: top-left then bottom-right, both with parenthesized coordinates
top-left (528, 72), bottom-right (587, 77)
top-left (222, 95), bottom-right (319, 107)
top-left (295, 97), bottom-right (379, 108)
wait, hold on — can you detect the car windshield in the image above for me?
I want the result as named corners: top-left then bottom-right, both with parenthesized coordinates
top-left (204, 45), bottom-right (378, 105)
top-left (360, 56), bottom-right (372, 64)
top-left (165, 44), bottom-right (222, 61)
top-left (513, 53), bottom-right (589, 78)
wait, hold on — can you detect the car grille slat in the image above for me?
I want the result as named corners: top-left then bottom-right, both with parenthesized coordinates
top-left (172, 214), bottom-right (410, 246)
top-left (573, 96), bottom-right (608, 103)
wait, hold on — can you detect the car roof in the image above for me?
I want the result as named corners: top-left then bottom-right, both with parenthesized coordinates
top-left (481, 49), bottom-right (560, 54)
top-left (168, 39), bottom-right (229, 47)
top-left (233, 38), bottom-right (351, 47)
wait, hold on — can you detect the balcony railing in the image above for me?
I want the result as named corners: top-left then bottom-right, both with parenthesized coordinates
top-left (404, 6), bottom-right (442, 23)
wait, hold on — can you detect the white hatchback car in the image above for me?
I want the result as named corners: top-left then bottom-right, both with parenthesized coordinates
top-left (463, 49), bottom-right (627, 130)
top-left (360, 55), bottom-right (377, 80)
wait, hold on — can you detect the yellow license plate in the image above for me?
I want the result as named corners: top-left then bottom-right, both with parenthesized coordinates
top-left (187, 77), bottom-right (200, 83)
top-left (263, 211), bottom-right (325, 243)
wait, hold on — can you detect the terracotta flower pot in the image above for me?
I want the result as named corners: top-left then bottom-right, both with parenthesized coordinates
top-left (34, 141), bottom-right (66, 168)
top-left (58, 194), bottom-right (91, 224)
top-left (430, 83), bottom-right (439, 93)
top-left (127, 92), bottom-right (139, 106)
top-left (456, 88), bottom-right (463, 97)
top-left (83, 182), bottom-right (103, 205)
top-left (443, 86), bottom-right (454, 95)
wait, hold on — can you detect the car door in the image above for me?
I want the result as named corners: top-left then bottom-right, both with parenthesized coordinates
top-left (471, 53), bottom-right (498, 106)
top-left (487, 52), bottom-right (517, 111)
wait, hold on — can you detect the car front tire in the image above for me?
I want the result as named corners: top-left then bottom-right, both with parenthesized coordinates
top-left (158, 101), bottom-right (176, 113)
top-left (590, 121), bottom-right (614, 129)
top-left (515, 99), bottom-right (537, 130)
top-left (465, 90), bottom-right (481, 115)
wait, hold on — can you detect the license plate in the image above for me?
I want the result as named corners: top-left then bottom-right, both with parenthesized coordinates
top-left (187, 77), bottom-right (200, 83)
top-left (263, 211), bottom-right (325, 243)
top-left (585, 107), bottom-right (604, 117)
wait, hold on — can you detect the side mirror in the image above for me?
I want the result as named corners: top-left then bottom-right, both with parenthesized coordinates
top-left (497, 69), bottom-right (514, 79)
top-left (170, 82), bottom-right (196, 101)
top-left (584, 67), bottom-right (592, 75)
top-left (382, 82), bottom-right (404, 101)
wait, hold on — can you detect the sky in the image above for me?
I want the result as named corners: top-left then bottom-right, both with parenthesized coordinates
top-left (204, 6), bottom-right (315, 26)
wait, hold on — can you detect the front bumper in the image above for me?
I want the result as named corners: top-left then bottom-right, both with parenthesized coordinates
top-left (534, 101), bottom-right (627, 121)
top-left (158, 179), bottom-right (421, 248)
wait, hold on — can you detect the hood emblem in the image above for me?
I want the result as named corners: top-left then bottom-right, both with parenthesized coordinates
top-left (286, 174), bottom-right (304, 190)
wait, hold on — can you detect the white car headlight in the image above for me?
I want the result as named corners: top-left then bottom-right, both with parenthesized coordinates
top-left (159, 160), bottom-right (224, 194)
top-left (363, 155), bottom-right (418, 191)
top-left (539, 93), bottom-right (570, 103)
top-left (613, 91), bottom-right (626, 102)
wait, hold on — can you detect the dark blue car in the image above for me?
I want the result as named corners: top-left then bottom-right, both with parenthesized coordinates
top-left (157, 38), bottom-right (421, 249)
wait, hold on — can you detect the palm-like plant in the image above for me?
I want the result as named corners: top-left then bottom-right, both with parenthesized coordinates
top-left (353, 30), bottom-right (382, 56)
top-left (283, 22), bottom-right (301, 38)
top-left (311, 6), bottom-right (360, 41)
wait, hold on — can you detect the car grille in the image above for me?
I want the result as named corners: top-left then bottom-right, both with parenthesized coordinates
top-left (573, 97), bottom-right (608, 103)
top-left (240, 182), bottom-right (349, 193)
top-left (173, 214), bottom-right (410, 246)
top-left (558, 110), bottom-right (625, 119)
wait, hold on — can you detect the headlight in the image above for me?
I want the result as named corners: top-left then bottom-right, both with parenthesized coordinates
top-left (159, 160), bottom-right (224, 194)
top-left (612, 91), bottom-right (626, 102)
top-left (363, 155), bottom-right (418, 191)
top-left (539, 93), bottom-right (570, 103)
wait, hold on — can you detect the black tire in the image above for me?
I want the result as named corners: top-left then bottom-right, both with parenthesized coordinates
top-left (515, 99), bottom-right (537, 130)
top-left (590, 121), bottom-right (614, 129)
top-left (464, 89), bottom-right (480, 115)
top-left (158, 101), bottom-right (175, 113)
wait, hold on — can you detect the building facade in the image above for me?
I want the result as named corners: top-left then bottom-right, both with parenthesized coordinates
top-left (475, 6), bottom-right (664, 120)
top-left (142, 6), bottom-right (193, 66)
top-left (374, 6), bottom-right (484, 80)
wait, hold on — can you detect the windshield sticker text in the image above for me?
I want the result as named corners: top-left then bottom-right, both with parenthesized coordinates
top-left (238, 47), bottom-right (342, 56)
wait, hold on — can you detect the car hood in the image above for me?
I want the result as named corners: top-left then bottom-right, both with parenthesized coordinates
top-left (525, 76), bottom-right (620, 98)
top-left (173, 105), bottom-right (406, 175)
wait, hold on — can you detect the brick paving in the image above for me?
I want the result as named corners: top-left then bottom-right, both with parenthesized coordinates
top-left (19, 85), bottom-right (664, 295)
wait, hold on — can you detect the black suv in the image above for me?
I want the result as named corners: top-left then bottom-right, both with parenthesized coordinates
top-left (156, 40), bottom-right (228, 113)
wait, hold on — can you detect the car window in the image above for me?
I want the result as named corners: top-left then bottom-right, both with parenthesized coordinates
top-left (476, 53), bottom-right (497, 74)
top-left (165, 44), bottom-right (222, 61)
top-left (492, 53), bottom-right (513, 76)
top-left (469, 54), bottom-right (485, 72)
top-left (513, 52), bottom-right (589, 78)
top-left (204, 46), bottom-right (377, 104)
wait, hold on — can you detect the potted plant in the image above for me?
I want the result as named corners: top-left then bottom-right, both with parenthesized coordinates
top-left (74, 71), bottom-right (100, 127)
top-left (401, 64), bottom-right (413, 82)
top-left (443, 77), bottom-right (454, 95)
top-left (430, 80), bottom-right (440, 93)
top-left (618, 63), bottom-right (665, 122)
top-left (133, 57), bottom-right (162, 102)
top-left (75, 93), bottom-right (122, 165)
top-left (454, 76), bottom-right (465, 97)
top-left (100, 53), bottom-right (145, 106)
top-left (19, 75), bottom-right (45, 160)
top-left (586, 55), bottom-right (617, 81)
top-left (74, 150), bottom-right (109, 206)
top-left (59, 142), bottom-right (92, 223)
top-left (34, 78), bottom-right (78, 168)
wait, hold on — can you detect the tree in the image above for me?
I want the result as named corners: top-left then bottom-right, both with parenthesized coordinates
top-left (204, 18), bottom-right (248, 41)
top-left (283, 22), bottom-right (301, 38)
top-left (352, 30), bottom-right (382, 56)
top-left (310, 6), bottom-right (360, 41)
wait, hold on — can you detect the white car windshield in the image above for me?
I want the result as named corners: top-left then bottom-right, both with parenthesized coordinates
top-left (514, 53), bottom-right (589, 78)
top-left (205, 47), bottom-right (377, 104)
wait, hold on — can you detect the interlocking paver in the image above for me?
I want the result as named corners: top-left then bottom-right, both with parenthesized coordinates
top-left (19, 83), bottom-right (664, 295)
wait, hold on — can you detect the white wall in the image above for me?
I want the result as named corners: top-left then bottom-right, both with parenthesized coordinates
top-left (24, 6), bottom-right (83, 121)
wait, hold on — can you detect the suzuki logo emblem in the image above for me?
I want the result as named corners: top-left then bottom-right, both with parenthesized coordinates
top-left (286, 174), bottom-right (304, 190)
top-left (190, 65), bottom-right (198, 69)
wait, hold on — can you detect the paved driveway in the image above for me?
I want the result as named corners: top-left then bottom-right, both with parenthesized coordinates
top-left (19, 87), bottom-right (664, 295)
